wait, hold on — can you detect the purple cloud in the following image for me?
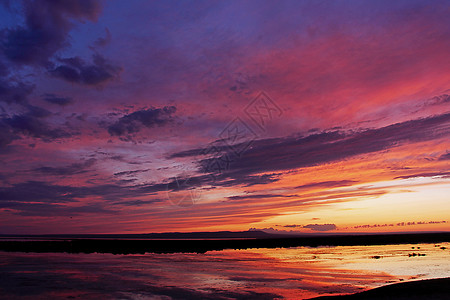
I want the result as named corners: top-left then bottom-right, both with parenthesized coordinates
top-left (1, 0), bottom-right (102, 65)
top-left (42, 93), bottom-right (73, 106)
top-left (50, 54), bottom-right (121, 85)
top-left (108, 106), bottom-right (177, 138)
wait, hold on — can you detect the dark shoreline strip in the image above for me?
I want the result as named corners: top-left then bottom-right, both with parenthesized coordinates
top-left (0, 233), bottom-right (448, 254)
top-left (308, 277), bottom-right (450, 299)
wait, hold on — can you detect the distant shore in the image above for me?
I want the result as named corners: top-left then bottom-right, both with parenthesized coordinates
top-left (308, 277), bottom-right (450, 299)
top-left (0, 232), bottom-right (448, 254)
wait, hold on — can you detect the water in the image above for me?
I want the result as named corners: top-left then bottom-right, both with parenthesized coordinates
top-left (0, 242), bottom-right (448, 299)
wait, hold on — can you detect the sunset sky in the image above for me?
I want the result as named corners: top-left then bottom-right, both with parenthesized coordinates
top-left (0, 0), bottom-right (449, 234)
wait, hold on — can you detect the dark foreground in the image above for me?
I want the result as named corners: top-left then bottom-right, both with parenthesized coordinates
top-left (0, 243), bottom-right (448, 299)
top-left (310, 277), bottom-right (450, 299)
top-left (0, 232), bottom-right (449, 254)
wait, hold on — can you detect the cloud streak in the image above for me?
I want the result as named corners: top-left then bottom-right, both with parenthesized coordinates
top-left (108, 106), bottom-right (177, 138)
top-left (50, 54), bottom-right (121, 85)
top-left (172, 112), bottom-right (450, 185)
top-left (303, 224), bottom-right (337, 232)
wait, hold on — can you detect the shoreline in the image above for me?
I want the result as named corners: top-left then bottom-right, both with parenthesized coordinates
top-left (308, 277), bottom-right (450, 299)
top-left (0, 232), bottom-right (448, 254)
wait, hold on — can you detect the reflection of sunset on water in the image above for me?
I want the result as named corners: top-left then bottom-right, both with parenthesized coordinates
top-left (1, 243), bottom-right (448, 299)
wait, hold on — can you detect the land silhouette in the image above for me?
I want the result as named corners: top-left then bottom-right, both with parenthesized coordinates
top-left (0, 232), bottom-right (449, 254)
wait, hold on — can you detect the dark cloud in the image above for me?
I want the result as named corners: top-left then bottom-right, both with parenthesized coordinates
top-left (68, 203), bottom-right (116, 215)
top-left (111, 199), bottom-right (162, 207)
top-left (283, 224), bottom-right (302, 228)
top-left (0, 175), bottom-right (188, 214)
top-left (0, 179), bottom-right (168, 211)
top-left (114, 169), bottom-right (149, 176)
top-left (0, 122), bottom-right (17, 147)
top-left (1, 105), bottom-right (74, 142)
top-left (0, 77), bottom-right (34, 104)
top-left (352, 220), bottom-right (447, 229)
top-left (424, 94), bottom-right (450, 107)
top-left (50, 54), bottom-right (121, 85)
top-left (41, 93), bottom-right (73, 106)
top-left (170, 112), bottom-right (450, 186)
top-left (0, 201), bottom-right (116, 217)
top-left (228, 193), bottom-right (294, 200)
top-left (161, 172), bottom-right (281, 201)
top-left (303, 224), bottom-right (337, 231)
top-left (438, 152), bottom-right (450, 161)
top-left (108, 106), bottom-right (177, 137)
top-left (394, 171), bottom-right (450, 180)
top-left (32, 158), bottom-right (96, 176)
top-left (0, 181), bottom-right (82, 203)
top-left (214, 173), bottom-right (280, 188)
top-left (1, 0), bottom-right (102, 65)
top-left (295, 180), bottom-right (358, 190)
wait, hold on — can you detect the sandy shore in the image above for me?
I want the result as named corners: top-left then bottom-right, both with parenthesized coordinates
top-left (309, 277), bottom-right (450, 299)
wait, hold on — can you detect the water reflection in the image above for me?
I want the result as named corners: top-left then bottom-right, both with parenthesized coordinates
top-left (0, 242), bottom-right (448, 299)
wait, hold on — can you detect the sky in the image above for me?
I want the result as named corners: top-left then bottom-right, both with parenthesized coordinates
top-left (0, 0), bottom-right (449, 234)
